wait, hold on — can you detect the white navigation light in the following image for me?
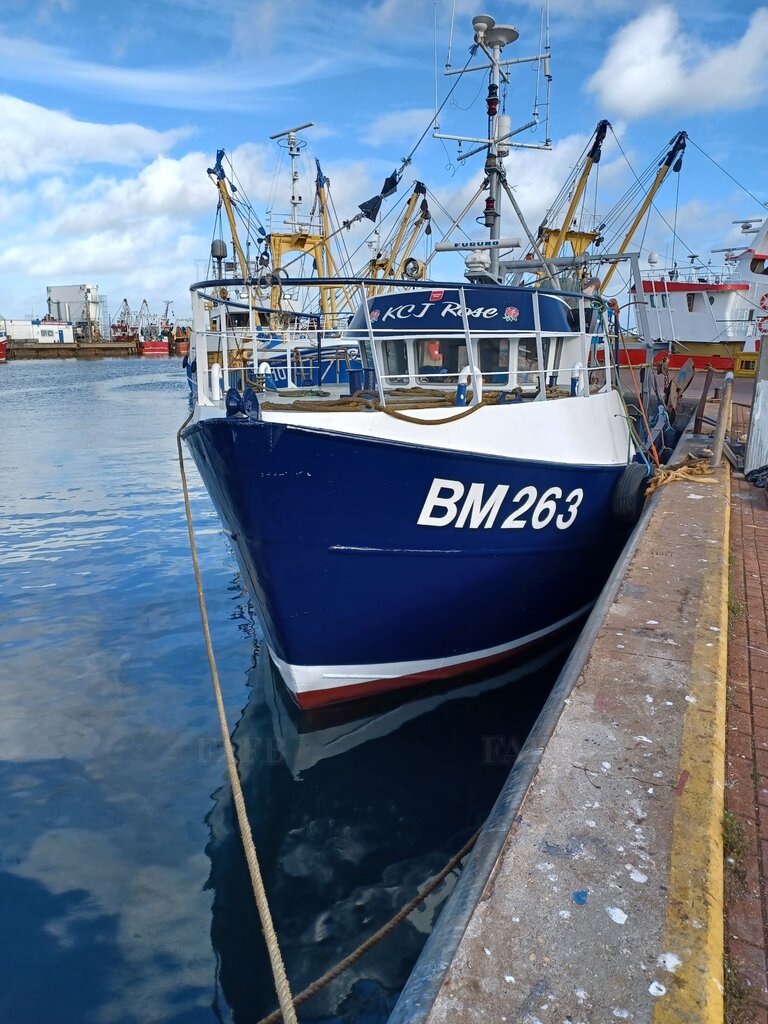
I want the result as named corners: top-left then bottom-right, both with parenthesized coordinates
top-left (497, 114), bottom-right (512, 157)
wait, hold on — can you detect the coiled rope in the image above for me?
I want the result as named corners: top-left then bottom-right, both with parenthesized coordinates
top-left (645, 454), bottom-right (715, 495)
top-left (176, 413), bottom-right (298, 1024)
top-left (261, 388), bottom-right (522, 424)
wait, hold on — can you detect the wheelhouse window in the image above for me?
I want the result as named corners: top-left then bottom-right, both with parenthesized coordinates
top-left (476, 336), bottom-right (511, 384)
top-left (416, 337), bottom-right (467, 383)
top-left (382, 338), bottom-right (408, 384)
top-left (686, 293), bottom-right (695, 312)
top-left (514, 336), bottom-right (550, 387)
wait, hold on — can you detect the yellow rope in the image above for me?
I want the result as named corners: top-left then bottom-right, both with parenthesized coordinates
top-left (645, 454), bottom-right (715, 495)
top-left (176, 414), bottom-right (298, 1024)
top-left (379, 401), bottom-right (485, 425)
top-left (260, 387), bottom-right (529, 423)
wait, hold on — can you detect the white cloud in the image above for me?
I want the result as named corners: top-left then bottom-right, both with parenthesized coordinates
top-left (0, 32), bottom-right (341, 111)
top-left (0, 138), bottom-right (386, 318)
top-left (15, 827), bottom-right (213, 1023)
top-left (0, 95), bottom-right (189, 181)
top-left (365, 108), bottom-right (435, 147)
top-left (588, 4), bottom-right (768, 118)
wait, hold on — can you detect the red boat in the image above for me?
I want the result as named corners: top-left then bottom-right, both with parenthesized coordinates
top-left (0, 335), bottom-right (7, 363)
top-left (139, 334), bottom-right (170, 357)
top-left (594, 347), bottom-right (735, 372)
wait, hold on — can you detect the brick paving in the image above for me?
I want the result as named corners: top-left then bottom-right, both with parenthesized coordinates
top-left (726, 401), bottom-right (768, 1018)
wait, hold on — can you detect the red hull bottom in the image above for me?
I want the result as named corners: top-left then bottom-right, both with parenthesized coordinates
top-left (289, 625), bottom-right (579, 710)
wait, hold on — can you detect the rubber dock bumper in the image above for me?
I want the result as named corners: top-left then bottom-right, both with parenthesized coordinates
top-left (391, 462), bottom-right (730, 1024)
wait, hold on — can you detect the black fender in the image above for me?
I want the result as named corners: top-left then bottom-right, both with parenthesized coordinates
top-left (612, 462), bottom-right (649, 525)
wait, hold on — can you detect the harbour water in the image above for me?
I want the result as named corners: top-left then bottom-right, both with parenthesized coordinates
top-left (0, 359), bottom-right (572, 1023)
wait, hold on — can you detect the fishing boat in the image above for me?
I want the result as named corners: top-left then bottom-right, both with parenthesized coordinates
top-left (529, 120), bottom-right (766, 371)
top-left (182, 14), bottom-right (667, 709)
top-left (133, 300), bottom-right (168, 357)
top-left (110, 299), bottom-right (140, 350)
top-left (0, 331), bottom-right (6, 363)
top-left (636, 214), bottom-right (767, 369)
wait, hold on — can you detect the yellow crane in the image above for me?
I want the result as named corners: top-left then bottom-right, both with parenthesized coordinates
top-left (601, 131), bottom-right (687, 292)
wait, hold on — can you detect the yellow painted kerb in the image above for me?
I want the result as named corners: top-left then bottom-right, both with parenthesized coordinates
top-left (653, 467), bottom-right (730, 1023)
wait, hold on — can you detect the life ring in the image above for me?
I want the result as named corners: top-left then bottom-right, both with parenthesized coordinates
top-left (426, 340), bottom-right (441, 361)
top-left (758, 316), bottom-right (768, 333)
top-left (760, 292), bottom-right (768, 311)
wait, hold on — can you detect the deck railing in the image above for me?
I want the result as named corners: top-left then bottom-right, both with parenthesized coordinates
top-left (191, 289), bottom-right (617, 406)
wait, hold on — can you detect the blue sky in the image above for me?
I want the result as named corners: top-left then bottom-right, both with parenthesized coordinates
top-left (0, 0), bottom-right (767, 323)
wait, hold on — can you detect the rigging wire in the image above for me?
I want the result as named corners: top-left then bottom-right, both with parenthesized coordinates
top-left (670, 166), bottom-right (680, 271)
top-left (401, 48), bottom-right (475, 168)
top-left (534, 2), bottom-right (544, 117)
top-left (591, 155), bottom-right (600, 238)
top-left (266, 146), bottom-right (286, 223)
top-left (687, 137), bottom-right (768, 211)
top-left (328, 188), bottom-right (355, 275)
top-left (425, 186), bottom-right (474, 241)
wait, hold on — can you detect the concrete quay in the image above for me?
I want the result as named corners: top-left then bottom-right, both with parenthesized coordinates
top-left (392, 410), bottom-right (760, 1023)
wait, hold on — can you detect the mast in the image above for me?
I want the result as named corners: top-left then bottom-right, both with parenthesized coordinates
top-left (269, 123), bottom-right (314, 233)
top-left (377, 185), bottom-right (425, 285)
top-left (541, 119), bottom-right (610, 260)
top-left (434, 14), bottom-right (550, 284)
top-left (601, 130), bottom-right (687, 292)
top-left (472, 16), bottom-right (519, 280)
top-left (208, 150), bottom-right (251, 280)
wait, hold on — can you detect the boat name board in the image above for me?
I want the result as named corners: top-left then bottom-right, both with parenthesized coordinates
top-left (417, 478), bottom-right (584, 531)
top-left (373, 301), bottom-right (504, 323)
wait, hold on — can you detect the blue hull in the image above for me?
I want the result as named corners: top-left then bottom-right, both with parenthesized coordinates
top-left (183, 416), bottom-right (630, 705)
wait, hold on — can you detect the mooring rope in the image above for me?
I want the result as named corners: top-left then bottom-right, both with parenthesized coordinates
top-left (255, 827), bottom-right (481, 1024)
top-left (645, 454), bottom-right (715, 495)
top-left (176, 413), bottom-right (298, 1024)
top-left (178, 408), bottom-right (484, 1021)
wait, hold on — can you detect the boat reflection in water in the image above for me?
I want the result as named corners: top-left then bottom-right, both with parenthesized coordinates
top-left (204, 635), bottom-right (577, 1022)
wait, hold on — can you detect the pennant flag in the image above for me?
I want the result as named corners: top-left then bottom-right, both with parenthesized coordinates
top-left (381, 171), bottom-right (399, 198)
top-left (359, 195), bottom-right (383, 222)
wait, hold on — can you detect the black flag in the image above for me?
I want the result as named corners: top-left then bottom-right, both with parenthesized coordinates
top-left (381, 170), bottom-right (399, 198)
top-left (359, 195), bottom-right (383, 222)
